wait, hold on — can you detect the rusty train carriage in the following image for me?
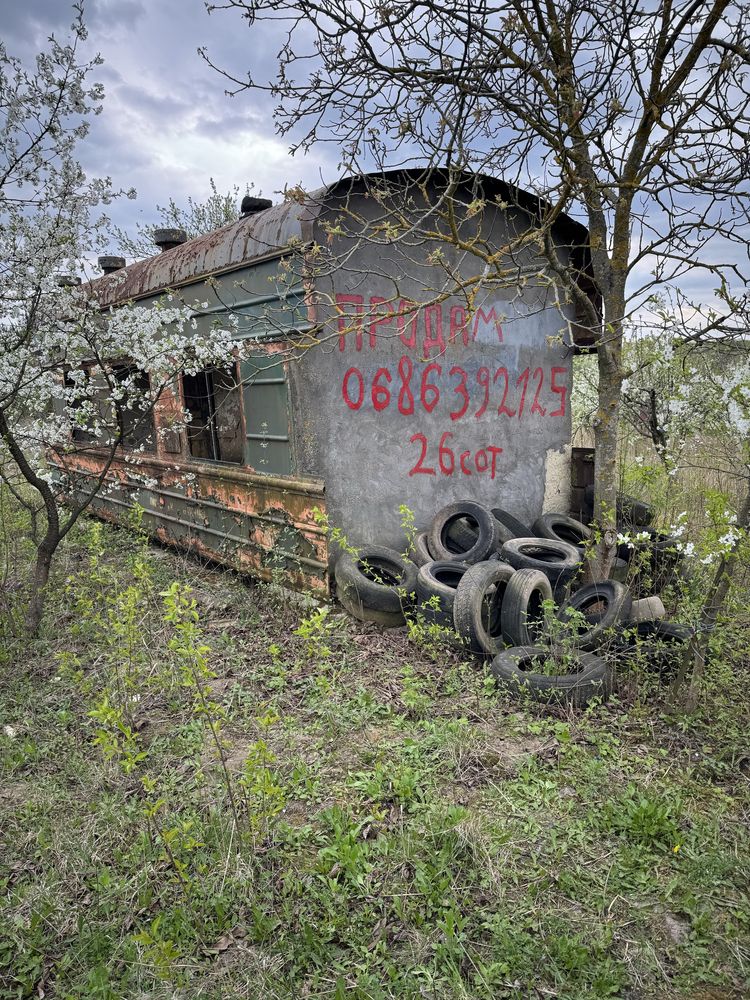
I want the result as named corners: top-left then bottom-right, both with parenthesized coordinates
top-left (65, 171), bottom-right (594, 595)
top-left (66, 196), bottom-right (331, 593)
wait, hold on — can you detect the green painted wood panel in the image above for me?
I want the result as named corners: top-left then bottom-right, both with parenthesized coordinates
top-left (241, 354), bottom-right (293, 476)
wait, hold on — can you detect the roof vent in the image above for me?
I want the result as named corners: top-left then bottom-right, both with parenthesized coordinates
top-left (240, 195), bottom-right (272, 217)
top-left (98, 256), bottom-right (126, 274)
top-left (153, 228), bottom-right (188, 252)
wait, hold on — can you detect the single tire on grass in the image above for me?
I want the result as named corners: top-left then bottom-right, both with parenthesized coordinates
top-left (453, 560), bottom-right (516, 657)
top-left (335, 546), bottom-right (418, 627)
top-left (500, 568), bottom-right (553, 646)
top-left (613, 619), bottom-right (694, 678)
top-left (490, 645), bottom-right (613, 707)
top-left (556, 580), bottom-right (633, 652)
top-left (429, 501), bottom-right (499, 564)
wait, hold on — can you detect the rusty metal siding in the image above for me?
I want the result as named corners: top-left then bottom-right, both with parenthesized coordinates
top-left (61, 452), bottom-right (329, 594)
top-left (92, 198), bottom-right (320, 309)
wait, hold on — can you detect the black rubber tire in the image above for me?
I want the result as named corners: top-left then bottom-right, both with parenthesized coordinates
top-left (335, 546), bottom-right (418, 627)
top-left (429, 502), bottom-right (499, 565)
top-left (609, 556), bottom-right (629, 582)
top-left (613, 619), bottom-right (694, 677)
top-left (491, 508), bottom-right (533, 545)
top-left (411, 531), bottom-right (434, 568)
top-left (650, 532), bottom-right (684, 569)
top-left (490, 645), bottom-right (613, 707)
top-left (500, 568), bottom-right (553, 646)
top-left (500, 537), bottom-right (582, 590)
top-left (556, 580), bottom-right (633, 652)
top-left (445, 517), bottom-right (479, 554)
top-left (618, 494), bottom-right (653, 528)
top-left (453, 560), bottom-right (516, 657)
top-left (624, 530), bottom-right (685, 586)
top-left (416, 560), bottom-right (470, 628)
top-left (532, 513), bottom-right (592, 548)
top-left (584, 485), bottom-right (653, 528)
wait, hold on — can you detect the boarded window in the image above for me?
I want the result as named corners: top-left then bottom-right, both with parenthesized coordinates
top-left (182, 365), bottom-right (243, 464)
top-left (241, 354), bottom-right (293, 476)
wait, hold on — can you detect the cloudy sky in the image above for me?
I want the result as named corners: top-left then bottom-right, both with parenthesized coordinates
top-left (4, 0), bottom-right (334, 241)
top-left (4, 0), bottom-right (745, 317)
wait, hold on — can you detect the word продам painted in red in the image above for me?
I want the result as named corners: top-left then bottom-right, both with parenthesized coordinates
top-left (342, 359), bottom-right (567, 419)
top-left (336, 294), bottom-right (503, 356)
top-left (409, 433), bottom-right (503, 479)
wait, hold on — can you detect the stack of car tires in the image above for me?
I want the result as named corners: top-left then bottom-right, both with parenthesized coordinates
top-left (334, 495), bottom-right (693, 708)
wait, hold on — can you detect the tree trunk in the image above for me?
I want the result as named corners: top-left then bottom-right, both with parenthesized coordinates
top-left (25, 537), bottom-right (57, 635)
top-left (589, 315), bottom-right (623, 581)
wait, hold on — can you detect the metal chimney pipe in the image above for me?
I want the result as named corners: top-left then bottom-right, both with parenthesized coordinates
top-left (153, 228), bottom-right (188, 252)
top-left (240, 195), bottom-right (272, 217)
top-left (98, 256), bottom-right (126, 274)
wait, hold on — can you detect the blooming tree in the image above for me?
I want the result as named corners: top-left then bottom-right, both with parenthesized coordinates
top-left (0, 6), bottom-right (236, 631)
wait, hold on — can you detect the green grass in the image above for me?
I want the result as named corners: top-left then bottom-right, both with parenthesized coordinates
top-left (1, 517), bottom-right (748, 999)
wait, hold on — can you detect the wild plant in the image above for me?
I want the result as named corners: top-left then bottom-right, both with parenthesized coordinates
top-left (399, 502), bottom-right (418, 560)
top-left (88, 692), bottom-right (148, 774)
top-left (311, 506), bottom-right (360, 558)
top-left (405, 595), bottom-right (464, 661)
top-left (238, 708), bottom-right (286, 840)
top-left (293, 604), bottom-right (340, 661)
top-left (400, 664), bottom-right (431, 717)
top-left (161, 581), bottom-right (242, 833)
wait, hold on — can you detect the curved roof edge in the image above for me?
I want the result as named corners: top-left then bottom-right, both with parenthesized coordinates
top-left (91, 169), bottom-right (591, 309)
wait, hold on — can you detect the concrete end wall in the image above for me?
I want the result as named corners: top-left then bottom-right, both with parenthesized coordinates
top-left (290, 185), bottom-right (576, 555)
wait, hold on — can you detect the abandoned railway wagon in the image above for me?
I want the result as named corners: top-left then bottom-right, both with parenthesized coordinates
top-left (68, 170), bottom-right (596, 596)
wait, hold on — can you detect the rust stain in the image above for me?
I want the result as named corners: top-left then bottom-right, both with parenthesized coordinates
top-left (59, 450), bottom-right (329, 596)
top-left (91, 194), bottom-right (326, 309)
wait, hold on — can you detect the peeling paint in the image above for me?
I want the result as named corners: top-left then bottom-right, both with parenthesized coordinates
top-left (60, 451), bottom-right (329, 596)
top-left (543, 444), bottom-right (573, 512)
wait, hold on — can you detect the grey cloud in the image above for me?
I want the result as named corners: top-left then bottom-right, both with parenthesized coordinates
top-left (114, 83), bottom-right (193, 120)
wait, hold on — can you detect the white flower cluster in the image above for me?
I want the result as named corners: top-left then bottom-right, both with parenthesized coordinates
top-left (615, 529), bottom-right (651, 550)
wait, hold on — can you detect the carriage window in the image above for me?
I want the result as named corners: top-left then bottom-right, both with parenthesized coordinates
top-left (66, 364), bottom-right (155, 451)
top-left (113, 365), bottom-right (155, 451)
top-left (182, 365), bottom-right (243, 464)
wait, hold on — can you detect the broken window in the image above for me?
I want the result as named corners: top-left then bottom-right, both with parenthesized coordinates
top-left (65, 363), bottom-right (155, 452)
top-left (182, 365), bottom-right (243, 464)
top-left (112, 364), bottom-right (156, 451)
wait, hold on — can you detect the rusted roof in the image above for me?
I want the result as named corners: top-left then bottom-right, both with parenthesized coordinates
top-left (93, 195), bottom-right (322, 308)
top-left (92, 169), bottom-right (592, 309)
